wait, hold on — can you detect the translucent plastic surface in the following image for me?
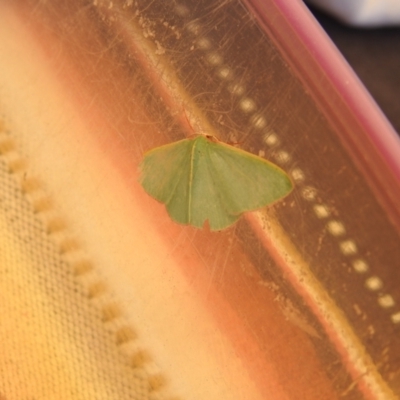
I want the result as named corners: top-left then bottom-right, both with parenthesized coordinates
top-left (1, 0), bottom-right (400, 399)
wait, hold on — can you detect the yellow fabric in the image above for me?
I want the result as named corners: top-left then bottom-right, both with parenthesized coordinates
top-left (0, 130), bottom-right (153, 399)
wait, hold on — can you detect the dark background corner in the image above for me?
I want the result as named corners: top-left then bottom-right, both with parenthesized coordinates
top-left (307, 4), bottom-right (400, 136)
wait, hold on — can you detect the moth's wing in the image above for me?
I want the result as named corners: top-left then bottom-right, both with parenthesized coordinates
top-left (140, 137), bottom-right (293, 231)
top-left (189, 141), bottom-right (240, 230)
top-left (140, 139), bottom-right (194, 225)
top-left (201, 141), bottom-right (293, 229)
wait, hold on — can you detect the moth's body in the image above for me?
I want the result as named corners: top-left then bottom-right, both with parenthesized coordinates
top-left (140, 135), bottom-right (293, 231)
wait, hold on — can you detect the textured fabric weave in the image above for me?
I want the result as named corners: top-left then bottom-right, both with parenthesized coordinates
top-left (0, 130), bottom-right (153, 400)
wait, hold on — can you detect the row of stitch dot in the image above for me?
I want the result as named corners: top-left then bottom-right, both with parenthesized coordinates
top-left (312, 201), bottom-right (400, 325)
top-left (180, 7), bottom-right (293, 170)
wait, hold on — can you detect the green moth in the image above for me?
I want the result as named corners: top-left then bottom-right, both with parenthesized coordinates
top-left (140, 135), bottom-right (293, 231)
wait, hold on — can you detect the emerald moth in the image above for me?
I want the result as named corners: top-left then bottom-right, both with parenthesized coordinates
top-left (139, 135), bottom-right (293, 231)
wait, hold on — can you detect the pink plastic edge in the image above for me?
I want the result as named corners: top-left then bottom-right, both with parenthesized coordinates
top-left (253, 0), bottom-right (400, 182)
